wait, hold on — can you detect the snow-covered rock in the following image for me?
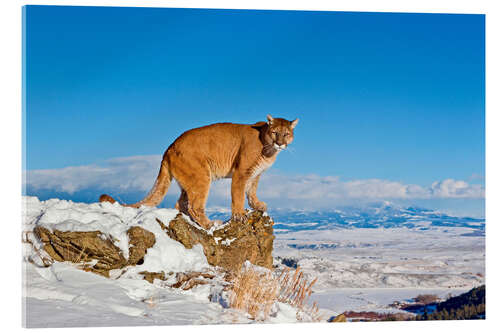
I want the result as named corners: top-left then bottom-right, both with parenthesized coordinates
top-left (23, 196), bottom-right (210, 277)
top-left (22, 196), bottom-right (304, 327)
top-left (166, 210), bottom-right (275, 272)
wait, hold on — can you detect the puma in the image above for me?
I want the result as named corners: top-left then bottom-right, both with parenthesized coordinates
top-left (99, 115), bottom-right (298, 229)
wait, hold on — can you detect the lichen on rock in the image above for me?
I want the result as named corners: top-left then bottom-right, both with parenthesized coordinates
top-left (33, 225), bottom-right (155, 277)
top-left (32, 209), bottom-right (275, 285)
top-left (164, 210), bottom-right (275, 273)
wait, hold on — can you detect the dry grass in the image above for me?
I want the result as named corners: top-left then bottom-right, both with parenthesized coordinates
top-left (229, 264), bottom-right (322, 322)
top-left (277, 266), bottom-right (322, 321)
top-left (72, 246), bottom-right (90, 264)
top-left (229, 264), bottom-right (279, 320)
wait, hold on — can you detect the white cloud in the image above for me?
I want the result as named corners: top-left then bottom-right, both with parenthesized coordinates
top-left (430, 179), bottom-right (484, 198)
top-left (253, 174), bottom-right (483, 202)
top-left (25, 155), bottom-right (177, 195)
top-left (24, 155), bottom-right (485, 208)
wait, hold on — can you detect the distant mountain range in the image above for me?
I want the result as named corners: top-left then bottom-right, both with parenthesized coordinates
top-left (208, 202), bottom-right (485, 234)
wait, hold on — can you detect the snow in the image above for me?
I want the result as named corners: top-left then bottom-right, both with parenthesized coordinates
top-left (271, 209), bottom-right (484, 319)
top-left (24, 261), bottom-right (235, 327)
top-left (221, 237), bottom-right (237, 246)
top-left (23, 259), bottom-right (303, 327)
top-left (309, 287), bottom-right (469, 319)
top-left (274, 227), bottom-right (484, 290)
top-left (22, 196), bottom-right (485, 326)
top-left (22, 197), bottom-right (304, 327)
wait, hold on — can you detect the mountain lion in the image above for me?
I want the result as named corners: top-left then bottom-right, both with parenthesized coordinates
top-left (99, 115), bottom-right (298, 229)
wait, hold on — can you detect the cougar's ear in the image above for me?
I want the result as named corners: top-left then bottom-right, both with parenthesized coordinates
top-left (267, 114), bottom-right (274, 125)
top-left (291, 118), bottom-right (299, 129)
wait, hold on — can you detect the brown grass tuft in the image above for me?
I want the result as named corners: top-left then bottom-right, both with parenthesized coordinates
top-left (277, 266), bottom-right (322, 321)
top-left (229, 264), bottom-right (322, 322)
top-left (229, 264), bottom-right (279, 320)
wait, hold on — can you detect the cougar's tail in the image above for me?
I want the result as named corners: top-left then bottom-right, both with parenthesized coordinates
top-left (99, 159), bottom-right (172, 208)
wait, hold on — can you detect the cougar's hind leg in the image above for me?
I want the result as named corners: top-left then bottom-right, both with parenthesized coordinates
top-left (175, 188), bottom-right (189, 215)
top-left (168, 149), bottom-right (213, 229)
top-left (173, 167), bottom-right (212, 229)
top-left (185, 177), bottom-right (212, 229)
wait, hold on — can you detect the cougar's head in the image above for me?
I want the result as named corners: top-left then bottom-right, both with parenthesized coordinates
top-left (265, 114), bottom-right (299, 152)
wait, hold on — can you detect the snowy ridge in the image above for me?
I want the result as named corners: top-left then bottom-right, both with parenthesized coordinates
top-left (22, 197), bottom-right (305, 327)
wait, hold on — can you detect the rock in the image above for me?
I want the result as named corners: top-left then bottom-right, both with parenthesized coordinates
top-left (32, 210), bottom-right (275, 284)
top-left (139, 271), bottom-right (166, 284)
top-left (171, 271), bottom-right (216, 290)
top-left (138, 270), bottom-right (219, 290)
top-left (33, 226), bottom-right (155, 277)
top-left (127, 226), bottom-right (156, 265)
top-left (164, 210), bottom-right (275, 272)
top-left (328, 314), bottom-right (347, 322)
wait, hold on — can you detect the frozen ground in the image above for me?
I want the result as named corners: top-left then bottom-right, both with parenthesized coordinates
top-left (22, 197), bottom-right (485, 326)
top-left (21, 197), bottom-right (305, 327)
top-left (270, 204), bottom-right (485, 318)
top-left (24, 261), bottom-right (229, 327)
top-left (309, 287), bottom-right (470, 320)
top-left (23, 261), bottom-right (301, 327)
top-left (274, 227), bottom-right (484, 290)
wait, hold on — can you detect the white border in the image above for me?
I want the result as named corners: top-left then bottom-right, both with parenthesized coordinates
top-left (2, 1), bottom-right (498, 333)
top-left (5, 0), bottom-right (494, 13)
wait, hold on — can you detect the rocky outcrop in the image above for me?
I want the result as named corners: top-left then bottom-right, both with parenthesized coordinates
top-left (164, 210), bottom-right (275, 273)
top-left (32, 210), bottom-right (275, 282)
top-left (33, 226), bottom-right (155, 277)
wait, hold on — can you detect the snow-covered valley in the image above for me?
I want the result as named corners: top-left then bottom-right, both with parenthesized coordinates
top-left (271, 205), bottom-right (484, 318)
top-left (22, 197), bottom-right (485, 326)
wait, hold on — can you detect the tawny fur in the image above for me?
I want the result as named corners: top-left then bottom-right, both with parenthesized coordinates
top-left (99, 115), bottom-right (298, 229)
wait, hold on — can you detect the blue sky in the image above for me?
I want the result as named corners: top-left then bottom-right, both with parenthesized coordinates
top-left (24, 6), bottom-right (485, 216)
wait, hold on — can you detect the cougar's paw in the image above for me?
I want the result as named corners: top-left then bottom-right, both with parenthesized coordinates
top-left (193, 216), bottom-right (213, 230)
top-left (197, 220), bottom-right (213, 230)
top-left (231, 212), bottom-right (248, 223)
top-left (252, 201), bottom-right (267, 212)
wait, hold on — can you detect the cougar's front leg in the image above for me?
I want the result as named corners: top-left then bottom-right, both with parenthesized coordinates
top-left (231, 172), bottom-right (249, 222)
top-left (246, 175), bottom-right (267, 212)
